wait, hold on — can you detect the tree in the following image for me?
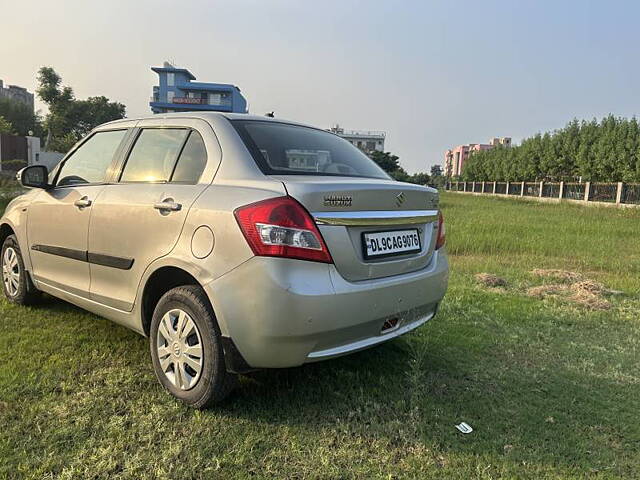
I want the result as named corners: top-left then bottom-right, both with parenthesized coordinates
top-left (0, 116), bottom-right (13, 135)
top-left (36, 66), bottom-right (126, 152)
top-left (461, 115), bottom-right (640, 182)
top-left (430, 165), bottom-right (443, 177)
top-left (368, 150), bottom-right (434, 184)
top-left (0, 98), bottom-right (44, 137)
top-left (370, 151), bottom-right (403, 173)
top-left (369, 150), bottom-right (410, 181)
top-left (408, 172), bottom-right (431, 185)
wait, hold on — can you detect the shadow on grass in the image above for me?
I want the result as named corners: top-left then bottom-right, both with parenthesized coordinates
top-left (13, 294), bottom-right (637, 475)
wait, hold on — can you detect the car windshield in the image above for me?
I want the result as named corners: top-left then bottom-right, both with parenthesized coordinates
top-left (232, 120), bottom-right (390, 179)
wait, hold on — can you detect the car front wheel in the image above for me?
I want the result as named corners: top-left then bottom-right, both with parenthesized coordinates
top-left (149, 285), bottom-right (237, 408)
top-left (1, 234), bottom-right (40, 305)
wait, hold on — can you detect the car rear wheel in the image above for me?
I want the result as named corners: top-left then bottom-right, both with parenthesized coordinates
top-left (149, 285), bottom-right (237, 408)
top-left (1, 235), bottom-right (40, 305)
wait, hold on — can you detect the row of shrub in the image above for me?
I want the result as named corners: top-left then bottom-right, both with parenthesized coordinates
top-left (461, 115), bottom-right (640, 182)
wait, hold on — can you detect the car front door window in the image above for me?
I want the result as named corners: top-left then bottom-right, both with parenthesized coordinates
top-left (56, 130), bottom-right (127, 187)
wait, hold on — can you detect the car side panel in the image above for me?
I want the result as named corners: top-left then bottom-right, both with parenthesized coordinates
top-left (130, 180), bottom-right (287, 335)
top-left (0, 190), bottom-right (40, 273)
top-left (87, 118), bottom-right (222, 311)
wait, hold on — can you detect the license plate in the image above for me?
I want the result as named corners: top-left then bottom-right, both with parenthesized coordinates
top-left (363, 229), bottom-right (421, 259)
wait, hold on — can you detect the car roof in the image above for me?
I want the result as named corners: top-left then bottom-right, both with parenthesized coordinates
top-left (101, 112), bottom-right (319, 130)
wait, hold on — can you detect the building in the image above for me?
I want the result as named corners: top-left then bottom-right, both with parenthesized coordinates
top-left (444, 137), bottom-right (511, 177)
top-left (328, 125), bottom-right (385, 154)
top-left (0, 134), bottom-right (63, 172)
top-left (150, 62), bottom-right (247, 114)
top-left (0, 79), bottom-right (34, 111)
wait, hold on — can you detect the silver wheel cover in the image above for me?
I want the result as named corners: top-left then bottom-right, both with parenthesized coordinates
top-left (156, 308), bottom-right (204, 390)
top-left (2, 247), bottom-right (20, 297)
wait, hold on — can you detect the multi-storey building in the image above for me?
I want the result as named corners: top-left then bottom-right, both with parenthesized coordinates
top-left (150, 62), bottom-right (247, 114)
top-left (0, 79), bottom-right (34, 111)
top-left (444, 137), bottom-right (511, 177)
top-left (328, 125), bottom-right (385, 154)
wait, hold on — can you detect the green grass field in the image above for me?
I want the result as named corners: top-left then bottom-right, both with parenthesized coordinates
top-left (1, 193), bottom-right (638, 479)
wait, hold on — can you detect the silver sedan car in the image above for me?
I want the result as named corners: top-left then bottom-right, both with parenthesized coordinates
top-left (0, 113), bottom-right (448, 407)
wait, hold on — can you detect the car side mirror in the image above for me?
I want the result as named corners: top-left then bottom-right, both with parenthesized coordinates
top-left (17, 165), bottom-right (50, 189)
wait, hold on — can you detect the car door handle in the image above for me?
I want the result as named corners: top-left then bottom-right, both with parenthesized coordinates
top-left (154, 201), bottom-right (182, 212)
top-left (74, 197), bottom-right (92, 208)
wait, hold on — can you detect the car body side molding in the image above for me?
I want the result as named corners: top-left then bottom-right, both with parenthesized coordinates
top-left (31, 244), bottom-right (134, 270)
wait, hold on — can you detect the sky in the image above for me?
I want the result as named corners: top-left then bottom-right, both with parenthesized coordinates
top-left (2, 0), bottom-right (640, 173)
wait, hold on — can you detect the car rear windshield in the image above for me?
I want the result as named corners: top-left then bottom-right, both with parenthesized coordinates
top-left (231, 120), bottom-right (390, 179)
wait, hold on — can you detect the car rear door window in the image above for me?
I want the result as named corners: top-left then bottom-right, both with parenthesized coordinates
top-left (120, 128), bottom-right (189, 183)
top-left (171, 130), bottom-right (207, 183)
top-left (56, 129), bottom-right (127, 187)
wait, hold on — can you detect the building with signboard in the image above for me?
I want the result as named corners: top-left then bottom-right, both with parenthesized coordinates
top-left (149, 62), bottom-right (248, 114)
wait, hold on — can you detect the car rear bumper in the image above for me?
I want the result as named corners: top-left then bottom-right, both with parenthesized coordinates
top-left (205, 249), bottom-right (449, 368)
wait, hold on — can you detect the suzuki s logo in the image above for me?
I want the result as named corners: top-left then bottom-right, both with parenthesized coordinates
top-left (395, 192), bottom-right (406, 207)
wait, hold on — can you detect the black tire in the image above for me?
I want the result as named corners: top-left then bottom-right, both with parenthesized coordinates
top-left (149, 285), bottom-right (237, 408)
top-left (1, 235), bottom-right (40, 305)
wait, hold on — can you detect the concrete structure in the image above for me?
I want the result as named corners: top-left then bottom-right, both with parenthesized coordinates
top-left (0, 79), bottom-right (34, 111)
top-left (328, 125), bottom-right (385, 154)
top-left (149, 62), bottom-right (247, 114)
top-left (444, 137), bottom-right (511, 177)
top-left (0, 134), bottom-right (63, 172)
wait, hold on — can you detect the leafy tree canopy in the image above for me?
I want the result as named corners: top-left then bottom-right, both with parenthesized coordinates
top-left (430, 164), bottom-right (443, 177)
top-left (462, 115), bottom-right (640, 182)
top-left (37, 66), bottom-right (126, 152)
top-left (0, 116), bottom-right (14, 135)
top-left (369, 150), bottom-right (431, 185)
top-left (0, 98), bottom-right (44, 138)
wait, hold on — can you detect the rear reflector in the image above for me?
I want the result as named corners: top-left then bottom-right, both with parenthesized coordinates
top-left (234, 196), bottom-right (333, 263)
top-left (435, 211), bottom-right (446, 250)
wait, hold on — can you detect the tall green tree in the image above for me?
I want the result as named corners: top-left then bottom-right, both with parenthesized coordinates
top-left (368, 150), bottom-right (432, 184)
top-left (369, 151), bottom-right (410, 181)
top-left (409, 172), bottom-right (431, 185)
top-left (462, 115), bottom-right (640, 182)
top-left (36, 66), bottom-right (126, 152)
top-left (0, 116), bottom-right (14, 135)
top-left (0, 98), bottom-right (43, 137)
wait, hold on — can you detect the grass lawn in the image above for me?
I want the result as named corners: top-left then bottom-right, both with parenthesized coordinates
top-left (1, 192), bottom-right (638, 479)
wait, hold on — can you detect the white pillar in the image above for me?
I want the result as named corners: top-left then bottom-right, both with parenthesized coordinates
top-left (584, 182), bottom-right (590, 202)
top-left (616, 182), bottom-right (624, 204)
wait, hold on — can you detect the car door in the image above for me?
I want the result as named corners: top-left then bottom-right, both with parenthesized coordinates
top-left (26, 128), bottom-right (130, 297)
top-left (87, 118), bottom-right (218, 311)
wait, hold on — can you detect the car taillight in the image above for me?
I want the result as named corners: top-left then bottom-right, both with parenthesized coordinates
top-left (435, 211), bottom-right (446, 250)
top-left (234, 196), bottom-right (333, 263)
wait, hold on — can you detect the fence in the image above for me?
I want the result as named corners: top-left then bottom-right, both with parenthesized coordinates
top-left (445, 181), bottom-right (640, 207)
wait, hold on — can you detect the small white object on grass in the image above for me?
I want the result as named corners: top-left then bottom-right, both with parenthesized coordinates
top-left (455, 422), bottom-right (473, 434)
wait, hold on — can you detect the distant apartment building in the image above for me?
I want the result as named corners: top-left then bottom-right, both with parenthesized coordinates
top-left (0, 79), bottom-right (34, 111)
top-left (150, 62), bottom-right (247, 114)
top-left (328, 125), bottom-right (385, 154)
top-left (444, 137), bottom-right (511, 177)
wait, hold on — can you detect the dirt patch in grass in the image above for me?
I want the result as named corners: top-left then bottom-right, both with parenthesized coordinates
top-left (525, 273), bottom-right (612, 310)
top-left (475, 273), bottom-right (507, 288)
top-left (531, 269), bottom-right (583, 283)
top-left (568, 290), bottom-right (611, 310)
top-left (570, 280), bottom-right (606, 295)
top-left (526, 284), bottom-right (568, 298)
